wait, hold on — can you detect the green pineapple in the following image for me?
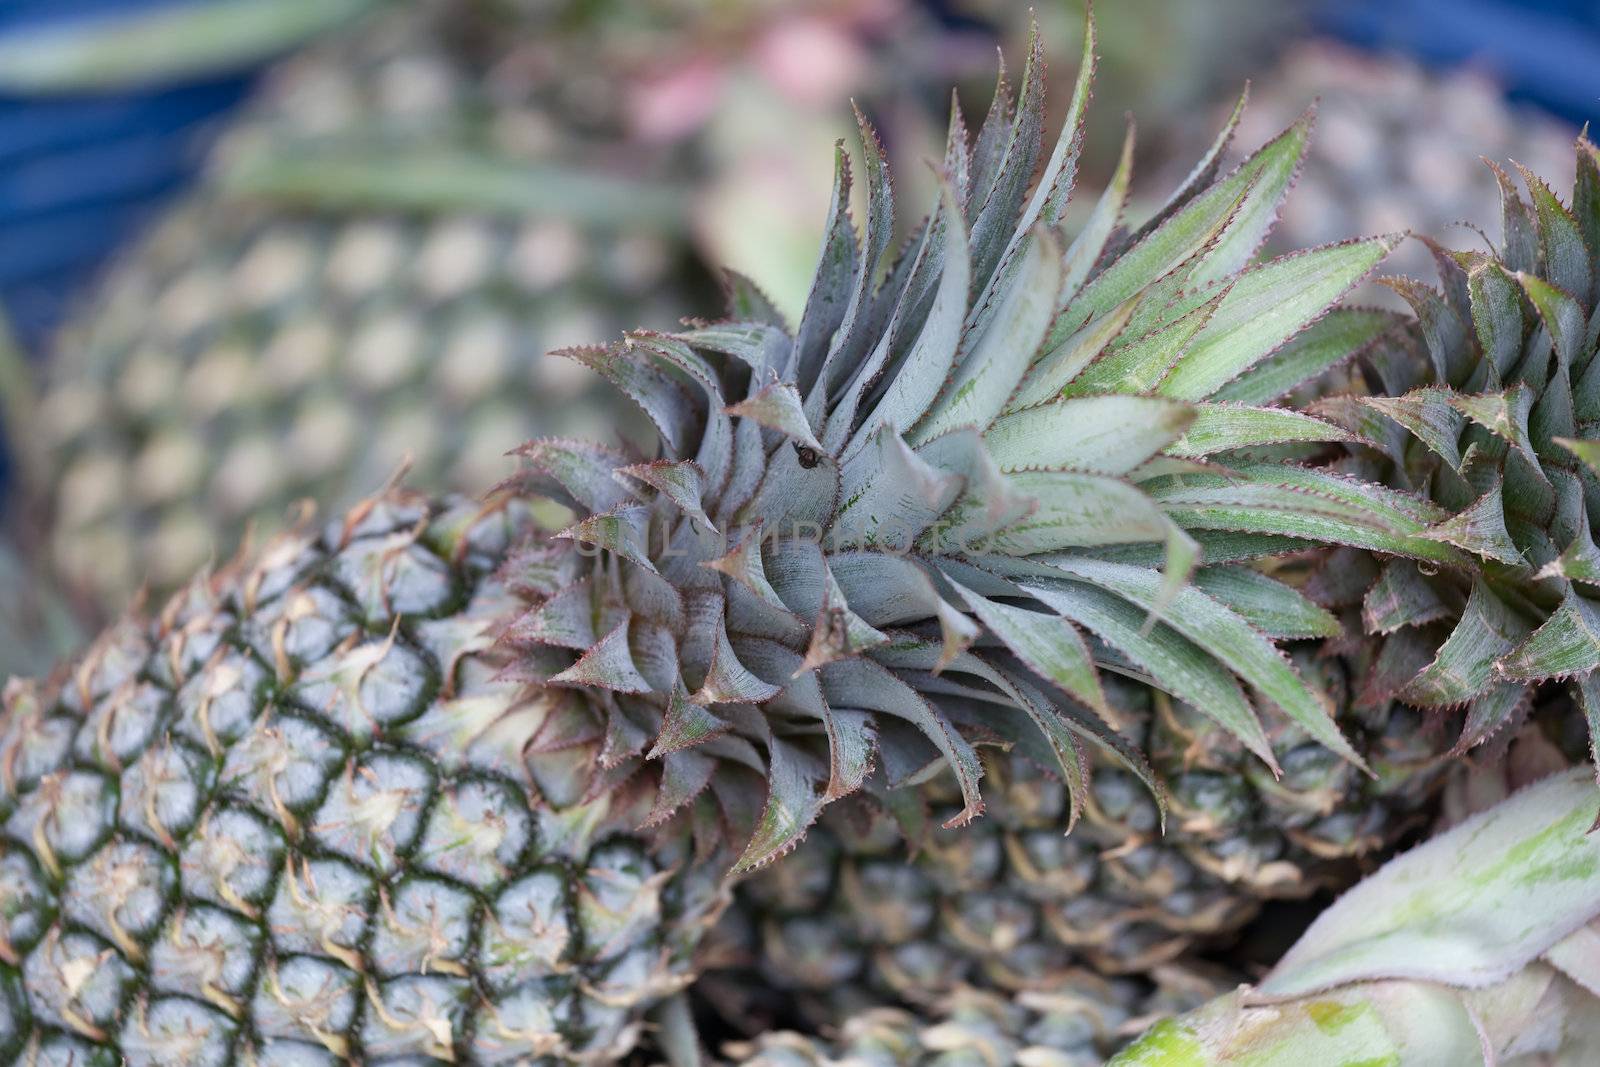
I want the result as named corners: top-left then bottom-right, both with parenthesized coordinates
top-left (0, 19), bottom-right (1412, 1064)
top-left (28, 0), bottom-right (709, 611)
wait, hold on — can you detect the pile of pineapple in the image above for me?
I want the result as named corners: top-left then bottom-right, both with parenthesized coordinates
top-left (2, 3), bottom-right (1599, 1064)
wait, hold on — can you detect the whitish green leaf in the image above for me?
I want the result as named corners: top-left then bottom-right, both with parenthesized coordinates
top-left (818, 658), bottom-right (985, 826)
top-left (974, 14), bottom-right (1093, 312)
top-left (1167, 404), bottom-right (1351, 458)
top-left (1045, 558), bottom-right (1361, 767)
top-left (913, 429), bottom-right (1037, 553)
top-left (791, 144), bottom-right (858, 389)
top-left (1158, 237), bottom-right (1397, 400)
top-left (549, 621), bottom-right (651, 694)
top-left (1059, 120), bottom-right (1132, 302)
top-left (1454, 681), bottom-right (1530, 756)
top-left (694, 611), bottom-right (783, 706)
top-left (853, 182), bottom-right (970, 450)
top-left (810, 106), bottom-right (898, 411)
top-left (559, 506), bottom-right (657, 575)
top-left (946, 579), bottom-right (1111, 719)
top-left (1016, 12), bottom-right (1094, 235)
top-left (1192, 567), bottom-right (1341, 639)
top-left (1517, 163), bottom-right (1594, 307)
top-left (617, 461), bottom-right (714, 532)
top-left (1187, 111), bottom-right (1314, 286)
top-left (1058, 116), bottom-right (1309, 337)
top-left (984, 396), bottom-right (1194, 474)
top-left (988, 471), bottom-right (1171, 553)
top-left (1147, 466), bottom-right (1465, 565)
top-left (726, 380), bottom-right (822, 452)
top-left (914, 228), bottom-right (1062, 442)
top-left (730, 738), bottom-right (823, 874)
top-left (719, 273), bottom-right (789, 331)
top-left (1361, 388), bottom-right (1466, 471)
top-left (1465, 256), bottom-right (1525, 378)
top-left (1520, 271), bottom-right (1587, 371)
top-left (1121, 87), bottom-right (1246, 251)
top-left (826, 553), bottom-right (978, 669)
top-left (1362, 560), bottom-right (1451, 635)
top-left (1065, 288), bottom-right (1227, 397)
top-left (564, 345), bottom-right (698, 456)
top-left (1399, 582), bottom-right (1529, 707)
top-left (1497, 590), bottom-right (1600, 681)
top-left (1422, 479), bottom-right (1525, 564)
top-left (1488, 160), bottom-right (1539, 275)
top-left (649, 684), bottom-right (730, 759)
top-left (1213, 308), bottom-right (1397, 405)
top-left (832, 428), bottom-right (963, 553)
top-left (966, 30), bottom-right (1046, 300)
top-left (514, 438), bottom-right (636, 513)
top-left (1017, 575), bottom-right (1277, 772)
top-left (1008, 290), bottom-right (1143, 411)
top-left (1266, 766), bottom-right (1600, 996)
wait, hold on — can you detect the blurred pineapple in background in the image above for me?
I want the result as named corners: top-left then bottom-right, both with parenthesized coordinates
top-left (18, 0), bottom-right (986, 617)
top-left (955, 0), bottom-right (1309, 175)
top-left (1226, 40), bottom-right (1576, 280)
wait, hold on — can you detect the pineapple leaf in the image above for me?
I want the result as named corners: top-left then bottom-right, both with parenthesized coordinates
top-left (1191, 566), bottom-right (1342, 640)
top-left (1013, 574), bottom-right (1279, 774)
top-left (1148, 465), bottom-right (1465, 564)
top-left (1399, 582), bottom-right (1529, 707)
top-left (1166, 404), bottom-right (1352, 458)
top-left (1263, 766), bottom-right (1600, 997)
top-left (1496, 589), bottom-right (1600, 682)
top-left (914, 227), bottom-right (1062, 443)
top-left (1043, 557), bottom-right (1363, 768)
top-left (1158, 236), bottom-right (1398, 400)
top-left (945, 578), bottom-right (1111, 721)
top-left (984, 396), bottom-right (1194, 474)
top-left (1516, 163), bottom-right (1594, 306)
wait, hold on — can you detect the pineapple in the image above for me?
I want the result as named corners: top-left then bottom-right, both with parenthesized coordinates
top-left (27, 0), bottom-right (710, 612)
top-left (732, 672), bottom-right (1443, 1006)
top-left (21, 0), bottom-right (990, 616)
top-left (0, 18), bottom-right (1411, 1063)
top-left (1308, 137), bottom-right (1600, 794)
top-left (1229, 40), bottom-right (1576, 283)
top-left (0, 490), bottom-right (733, 1065)
top-left (706, 964), bottom-right (1232, 1067)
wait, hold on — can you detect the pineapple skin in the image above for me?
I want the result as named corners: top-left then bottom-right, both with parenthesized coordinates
top-left (733, 660), bottom-right (1447, 1005)
top-left (31, 0), bottom-right (702, 613)
top-left (703, 965), bottom-right (1232, 1067)
top-left (0, 489), bottom-right (727, 1065)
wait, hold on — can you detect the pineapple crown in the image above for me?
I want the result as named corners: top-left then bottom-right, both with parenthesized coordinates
top-left (500, 16), bottom-right (1398, 871)
top-left (1320, 136), bottom-right (1600, 759)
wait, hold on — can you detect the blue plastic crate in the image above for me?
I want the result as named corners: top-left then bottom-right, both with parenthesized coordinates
top-left (0, 1), bottom-right (260, 353)
top-left (1318, 0), bottom-right (1600, 129)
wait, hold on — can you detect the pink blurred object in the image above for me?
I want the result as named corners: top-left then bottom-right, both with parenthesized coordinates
top-left (754, 15), bottom-right (869, 108)
top-left (629, 55), bottom-right (725, 143)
